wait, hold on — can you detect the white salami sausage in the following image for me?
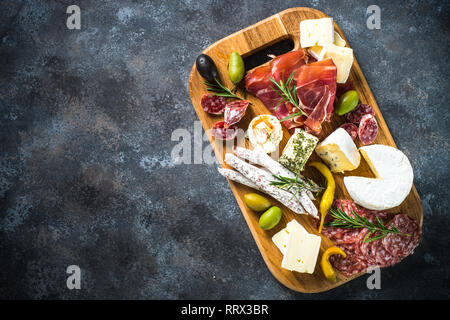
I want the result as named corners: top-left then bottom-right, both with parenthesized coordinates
top-left (233, 146), bottom-right (318, 217)
top-left (225, 153), bottom-right (306, 215)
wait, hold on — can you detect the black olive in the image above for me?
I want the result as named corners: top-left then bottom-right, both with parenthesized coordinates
top-left (196, 54), bottom-right (219, 83)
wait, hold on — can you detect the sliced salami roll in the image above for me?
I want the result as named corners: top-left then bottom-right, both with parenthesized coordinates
top-left (358, 114), bottom-right (378, 145)
top-left (330, 246), bottom-right (368, 276)
top-left (201, 94), bottom-right (227, 114)
top-left (339, 123), bottom-right (358, 140)
top-left (224, 100), bottom-right (249, 126)
top-left (211, 121), bottom-right (237, 140)
top-left (382, 214), bottom-right (421, 258)
top-left (346, 104), bottom-right (375, 124)
top-left (224, 153), bottom-right (306, 215)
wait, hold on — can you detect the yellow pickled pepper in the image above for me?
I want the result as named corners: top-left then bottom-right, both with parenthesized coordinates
top-left (309, 161), bottom-right (335, 233)
top-left (321, 246), bottom-right (347, 282)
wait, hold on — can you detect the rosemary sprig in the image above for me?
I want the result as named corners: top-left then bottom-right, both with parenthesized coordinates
top-left (326, 206), bottom-right (410, 243)
top-left (270, 174), bottom-right (323, 201)
top-left (268, 71), bottom-right (306, 121)
top-left (204, 78), bottom-right (246, 101)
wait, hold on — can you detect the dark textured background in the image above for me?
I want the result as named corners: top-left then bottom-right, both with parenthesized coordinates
top-left (0, 0), bottom-right (449, 299)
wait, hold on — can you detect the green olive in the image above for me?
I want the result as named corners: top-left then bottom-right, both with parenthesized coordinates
top-left (228, 51), bottom-right (245, 85)
top-left (259, 206), bottom-right (282, 230)
top-left (244, 193), bottom-right (271, 212)
top-left (336, 90), bottom-right (359, 115)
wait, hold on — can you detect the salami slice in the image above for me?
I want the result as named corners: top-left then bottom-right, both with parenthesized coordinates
top-left (346, 104), bottom-right (375, 124)
top-left (339, 123), bottom-right (358, 140)
top-left (365, 237), bottom-right (401, 267)
top-left (330, 247), bottom-right (368, 276)
top-left (224, 100), bottom-right (249, 126)
top-left (358, 114), bottom-right (378, 145)
top-left (211, 121), bottom-right (237, 140)
top-left (382, 214), bottom-right (421, 258)
top-left (201, 94), bottom-right (227, 114)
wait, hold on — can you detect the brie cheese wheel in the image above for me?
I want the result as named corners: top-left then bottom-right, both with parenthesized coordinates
top-left (300, 18), bottom-right (334, 48)
top-left (344, 145), bottom-right (414, 210)
top-left (272, 219), bottom-right (307, 255)
top-left (322, 43), bottom-right (354, 83)
top-left (315, 128), bottom-right (360, 173)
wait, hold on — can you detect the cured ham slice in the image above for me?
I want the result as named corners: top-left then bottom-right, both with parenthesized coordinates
top-left (271, 50), bottom-right (307, 83)
top-left (296, 58), bottom-right (337, 132)
top-left (245, 52), bottom-right (337, 134)
top-left (245, 50), bottom-right (307, 130)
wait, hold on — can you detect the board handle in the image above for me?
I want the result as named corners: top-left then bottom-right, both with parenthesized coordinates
top-left (238, 14), bottom-right (290, 57)
top-left (206, 14), bottom-right (290, 61)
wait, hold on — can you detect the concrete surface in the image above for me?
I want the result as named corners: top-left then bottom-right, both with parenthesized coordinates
top-left (0, 0), bottom-right (448, 299)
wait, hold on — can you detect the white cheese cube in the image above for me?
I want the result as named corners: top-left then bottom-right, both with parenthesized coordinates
top-left (300, 18), bottom-right (334, 48)
top-left (281, 229), bottom-right (321, 274)
top-left (322, 43), bottom-right (354, 83)
top-left (272, 220), bottom-right (307, 255)
top-left (315, 128), bottom-right (360, 173)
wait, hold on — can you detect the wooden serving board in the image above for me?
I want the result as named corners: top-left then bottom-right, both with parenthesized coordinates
top-left (188, 7), bottom-right (423, 293)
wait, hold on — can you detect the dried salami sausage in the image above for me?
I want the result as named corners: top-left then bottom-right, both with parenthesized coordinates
top-left (339, 123), bottom-right (358, 140)
top-left (224, 100), bottom-right (249, 126)
top-left (201, 94), bottom-right (227, 114)
top-left (211, 121), bottom-right (237, 140)
top-left (345, 104), bottom-right (374, 124)
top-left (358, 114), bottom-right (378, 145)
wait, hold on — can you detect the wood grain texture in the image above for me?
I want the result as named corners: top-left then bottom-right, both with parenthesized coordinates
top-left (188, 7), bottom-right (423, 293)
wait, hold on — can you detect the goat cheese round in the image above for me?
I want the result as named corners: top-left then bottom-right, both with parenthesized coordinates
top-left (247, 115), bottom-right (282, 154)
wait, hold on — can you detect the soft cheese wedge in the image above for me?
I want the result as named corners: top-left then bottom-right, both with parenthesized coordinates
top-left (273, 220), bottom-right (321, 274)
top-left (300, 18), bottom-right (334, 48)
top-left (344, 145), bottom-right (414, 210)
top-left (322, 43), bottom-right (354, 83)
top-left (315, 128), bottom-right (360, 173)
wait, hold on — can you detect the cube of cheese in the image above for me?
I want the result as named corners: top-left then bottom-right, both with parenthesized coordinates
top-left (272, 220), bottom-right (307, 255)
top-left (281, 227), bottom-right (321, 274)
top-left (322, 43), bottom-right (354, 83)
top-left (315, 128), bottom-right (360, 173)
top-left (300, 18), bottom-right (334, 48)
top-left (308, 32), bottom-right (346, 61)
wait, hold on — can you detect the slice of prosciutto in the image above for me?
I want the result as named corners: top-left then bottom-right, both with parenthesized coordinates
top-left (245, 51), bottom-right (337, 134)
top-left (296, 58), bottom-right (337, 133)
top-left (245, 50), bottom-right (308, 130)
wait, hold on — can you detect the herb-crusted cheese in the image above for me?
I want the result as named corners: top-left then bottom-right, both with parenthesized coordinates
top-left (315, 128), bottom-right (360, 173)
top-left (279, 128), bottom-right (319, 174)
